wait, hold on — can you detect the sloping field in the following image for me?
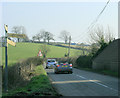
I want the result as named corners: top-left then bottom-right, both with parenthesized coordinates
top-left (2, 42), bottom-right (83, 66)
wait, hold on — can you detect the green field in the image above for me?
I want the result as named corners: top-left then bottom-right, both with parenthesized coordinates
top-left (2, 42), bottom-right (83, 66)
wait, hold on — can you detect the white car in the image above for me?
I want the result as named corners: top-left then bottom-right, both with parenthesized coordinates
top-left (46, 59), bottom-right (57, 69)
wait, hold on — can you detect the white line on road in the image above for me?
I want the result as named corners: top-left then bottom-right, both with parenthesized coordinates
top-left (90, 81), bottom-right (118, 92)
top-left (73, 73), bottom-right (118, 92)
top-left (76, 74), bottom-right (87, 79)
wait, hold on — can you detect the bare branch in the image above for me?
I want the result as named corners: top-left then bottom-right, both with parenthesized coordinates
top-left (59, 30), bottom-right (70, 44)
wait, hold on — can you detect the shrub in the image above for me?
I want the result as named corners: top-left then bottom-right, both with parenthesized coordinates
top-left (2, 57), bottom-right (44, 90)
top-left (76, 56), bottom-right (92, 68)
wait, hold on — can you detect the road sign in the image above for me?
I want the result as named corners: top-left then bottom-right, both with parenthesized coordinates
top-left (8, 33), bottom-right (26, 38)
top-left (37, 50), bottom-right (43, 57)
top-left (7, 39), bottom-right (16, 47)
top-left (4, 24), bottom-right (8, 32)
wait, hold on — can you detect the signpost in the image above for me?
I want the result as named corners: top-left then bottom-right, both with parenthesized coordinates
top-left (7, 39), bottom-right (16, 47)
top-left (4, 24), bottom-right (8, 92)
top-left (7, 33), bottom-right (26, 38)
top-left (3, 24), bottom-right (26, 92)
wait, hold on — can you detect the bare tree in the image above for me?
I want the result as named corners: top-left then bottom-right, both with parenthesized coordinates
top-left (90, 25), bottom-right (114, 46)
top-left (105, 26), bottom-right (114, 43)
top-left (32, 32), bottom-right (42, 42)
top-left (19, 26), bottom-right (29, 42)
top-left (45, 32), bottom-right (54, 44)
top-left (12, 26), bottom-right (28, 42)
top-left (40, 30), bottom-right (46, 43)
top-left (19, 26), bottom-right (26, 34)
top-left (39, 44), bottom-right (50, 58)
top-left (22, 35), bottom-right (29, 42)
top-left (89, 25), bottom-right (114, 56)
top-left (12, 26), bottom-right (20, 34)
top-left (41, 30), bottom-right (54, 44)
top-left (59, 30), bottom-right (70, 44)
top-left (32, 36), bottom-right (36, 42)
top-left (12, 26), bottom-right (20, 42)
top-left (32, 30), bottom-right (54, 43)
top-left (36, 33), bottom-right (42, 42)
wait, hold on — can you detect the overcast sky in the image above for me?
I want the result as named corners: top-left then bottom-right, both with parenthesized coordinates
top-left (0, 0), bottom-right (118, 44)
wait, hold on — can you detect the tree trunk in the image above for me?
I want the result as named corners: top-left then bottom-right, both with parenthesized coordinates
top-left (43, 54), bottom-right (46, 58)
top-left (18, 38), bottom-right (20, 42)
top-left (44, 39), bottom-right (46, 43)
top-left (48, 40), bottom-right (49, 44)
top-left (65, 39), bottom-right (67, 44)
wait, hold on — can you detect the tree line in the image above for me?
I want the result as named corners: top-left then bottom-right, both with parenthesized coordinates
top-left (9, 25), bottom-right (115, 48)
top-left (10, 26), bottom-right (71, 44)
top-left (32, 30), bottom-right (54, 44)
top-left (32, 30), bottom-right (71, 44)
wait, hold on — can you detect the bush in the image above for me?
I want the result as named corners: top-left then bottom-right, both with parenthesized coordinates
top-left (76, 56), bottom-right (92, 68)
top-left (2, 57), bottom-right (44, 90)
top-left (19, 56), bottom-right (44, 66)
top-left (3, 66), bottom-right (61, 97)
top-left (56, 57), bottom-right (76, 64)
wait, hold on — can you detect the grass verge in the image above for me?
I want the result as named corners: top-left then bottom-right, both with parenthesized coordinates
top-left (2, 65), bottom-right (61, 97)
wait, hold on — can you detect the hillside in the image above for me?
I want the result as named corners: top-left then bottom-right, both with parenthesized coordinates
top-left (2, 42), bottom-right (84, 66)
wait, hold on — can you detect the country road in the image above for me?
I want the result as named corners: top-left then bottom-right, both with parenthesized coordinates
top-left (46, 68), bottom-right (119, 96)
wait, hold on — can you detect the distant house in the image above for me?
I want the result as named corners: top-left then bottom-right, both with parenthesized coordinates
top-left (92, 39), bottom-right (119, 72)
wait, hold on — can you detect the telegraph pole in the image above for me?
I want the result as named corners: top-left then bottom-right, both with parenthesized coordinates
top-left (68, 36), bottom-right (71, 58)
top-left (4, 24), bottom-right (8, 92)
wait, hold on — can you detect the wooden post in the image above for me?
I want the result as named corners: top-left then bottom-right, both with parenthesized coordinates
top-left (4, 24), bottom-right (8, 92)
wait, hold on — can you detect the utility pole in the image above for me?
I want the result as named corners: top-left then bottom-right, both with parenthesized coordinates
top-left (4, 24), bottom-right (8, 92)
top-left (68, 36), bottom-right (71, 58)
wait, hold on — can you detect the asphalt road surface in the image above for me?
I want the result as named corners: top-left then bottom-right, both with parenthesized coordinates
top-left (46, 68), bottom-right (119, 96)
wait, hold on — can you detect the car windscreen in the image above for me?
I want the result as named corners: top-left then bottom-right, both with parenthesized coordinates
top-left (47, 60), bottom-right (55, 62)
top-left (51, 60), bottom-right (55, 62)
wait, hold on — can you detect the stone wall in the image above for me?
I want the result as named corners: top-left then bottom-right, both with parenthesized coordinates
top-left (92, 39), bottom-right (119, 72)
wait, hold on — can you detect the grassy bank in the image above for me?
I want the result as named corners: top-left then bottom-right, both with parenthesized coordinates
top-left (3, 65), bottom-right (61, 97)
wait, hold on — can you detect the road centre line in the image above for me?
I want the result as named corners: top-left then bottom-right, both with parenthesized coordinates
top-left (76, 74), bottom-right (87, 79)
top-left (52, 80), bottom-right (100, 84)
top-left (73, 73), bottom-right (118, 92)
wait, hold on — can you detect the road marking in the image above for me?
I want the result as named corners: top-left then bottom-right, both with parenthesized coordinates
top-left (73, 73), bottom-right (118, 92)
top-left (76, 74), bottom-right (86, 79)
top-left (90, 80), bottom-right (118, 92)
top-left (52, 80), bottom-right (100, 84)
